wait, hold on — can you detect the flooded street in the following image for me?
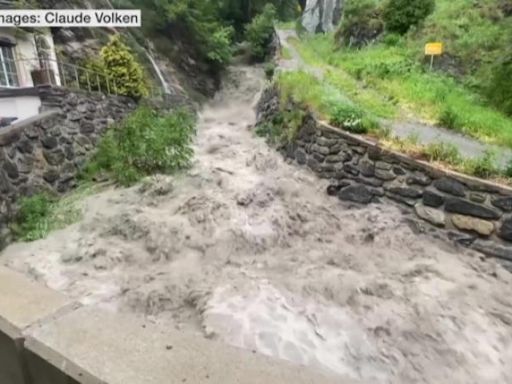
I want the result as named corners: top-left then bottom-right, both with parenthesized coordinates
top-left (2, 66), bottom-right (512, 384)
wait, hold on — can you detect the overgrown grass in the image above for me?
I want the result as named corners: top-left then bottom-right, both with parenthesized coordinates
top-left (83, 107), bottom-right (195, 186)
top-left (289, 32), bottom-right (512, 147)
top-left (11, 184), bottom-right (101, 242)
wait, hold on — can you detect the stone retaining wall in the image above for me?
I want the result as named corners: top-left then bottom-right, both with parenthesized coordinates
top-left (0, 86), bottom-right (137, 247)
top-left (257, 86), bottom-right (512, 265)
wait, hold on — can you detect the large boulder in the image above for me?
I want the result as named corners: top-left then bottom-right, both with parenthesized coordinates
top-left (302, 0), bottom-right (344, 33)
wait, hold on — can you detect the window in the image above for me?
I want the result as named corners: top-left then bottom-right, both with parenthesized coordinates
top-left (0, 45), bottom-right (19, 87)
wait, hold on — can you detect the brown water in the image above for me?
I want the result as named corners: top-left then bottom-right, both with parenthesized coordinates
top-left (2, 66), bottom-right (512, 383)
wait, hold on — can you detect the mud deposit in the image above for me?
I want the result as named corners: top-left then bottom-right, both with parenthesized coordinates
top-left (2, 66), bottom-right (512, 383)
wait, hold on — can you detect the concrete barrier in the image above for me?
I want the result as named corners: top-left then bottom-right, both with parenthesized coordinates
top-left (0, 266), bottom-right (354, 384)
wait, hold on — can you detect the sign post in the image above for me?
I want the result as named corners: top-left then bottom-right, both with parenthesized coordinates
top-left (425, 42), bottom-right (444, 70)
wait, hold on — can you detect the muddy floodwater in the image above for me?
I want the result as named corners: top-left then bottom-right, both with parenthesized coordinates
top-left (2, 66), bottom-right (512, 384)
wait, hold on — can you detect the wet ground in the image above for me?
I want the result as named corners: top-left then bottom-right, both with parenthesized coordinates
top-left (2, 66), bottom-right (512, 384)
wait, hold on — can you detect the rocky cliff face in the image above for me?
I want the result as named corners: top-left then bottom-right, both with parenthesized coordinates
top-left (301, 0), bottom-right (344, 33)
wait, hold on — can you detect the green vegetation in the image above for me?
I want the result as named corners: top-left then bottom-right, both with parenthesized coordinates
top-left (383, 0), bottom-right (435, 35)
top-left (336, 0), bottom-right (384, 48)
top-left (287, 18), bottom-right (512, 147)
top-left (246, 4), bottom-right (278, 61)
top-left (487, 47), bottom-right (512, 116)
top-left (85, 35), bottom-right (148, 98)
top-left (256, 106), bottom-right (306, 145)
top-left (83, 107), bottom-right (195, 186)
top-left (11, 184), bottom-right (100, 242)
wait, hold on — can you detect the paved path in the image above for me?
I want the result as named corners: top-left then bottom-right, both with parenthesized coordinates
top-left (276, 29), bottom-right (512, 167)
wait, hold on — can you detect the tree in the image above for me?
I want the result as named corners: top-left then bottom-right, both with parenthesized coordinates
top-left (245, 3), bottom-right (277, 61)
top-left (100, 35), bottom-right (148, 98)
top-left (383, 0), bottom-right (435, 35)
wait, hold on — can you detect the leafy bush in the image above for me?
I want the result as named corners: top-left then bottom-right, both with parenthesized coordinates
top-left (487, 47), bottom-right (512, 116)
top-left (383, 0), bottom-right (436, 35)
top-left (335, 0), bottom-right (384, 48)
top-left (424, 142), bottom-right (462, 164)
top-left (206, 26), bottom-right (235, 66)
top-left (11, 194), bottom-right (55, 241)
top-left (246, 4), bottom-right (277, 61)
top-left (264, 62), bottom-right (276, 80)
top-left (329, 103), bottom-right (377, 134)
top-left (97, 35), bottom-right (148, 98)
top-left (84, 107), bottom-right (195, 186)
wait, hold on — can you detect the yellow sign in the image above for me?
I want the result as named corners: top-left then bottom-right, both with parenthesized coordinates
top-left (425, 42), bottom-right (444, 56)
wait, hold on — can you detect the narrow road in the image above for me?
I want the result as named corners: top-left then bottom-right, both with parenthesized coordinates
top-left (2, 66), bottom-right (512, 384)
top-left (277, 29), bottom-right (512, 167)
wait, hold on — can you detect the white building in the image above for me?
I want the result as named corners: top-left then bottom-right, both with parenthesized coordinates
top-left (0, 27), bottom-right (61, 124)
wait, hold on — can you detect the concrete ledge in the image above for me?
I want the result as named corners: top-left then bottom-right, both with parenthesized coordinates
top-left (0, 266), bottom-right (73, 384)
top-left (25, 306), bottom-right (346, 384)
top-left (0, 266), bottom-right (72, 339)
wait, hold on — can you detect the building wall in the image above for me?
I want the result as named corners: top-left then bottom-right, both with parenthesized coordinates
top-left (0, 96), bottom-right (41, 121)
top-left (0, 28), bottom-right (61, 88)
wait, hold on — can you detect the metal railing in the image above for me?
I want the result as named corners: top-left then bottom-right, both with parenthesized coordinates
top-left (1, 56), bottom-right (164, 98)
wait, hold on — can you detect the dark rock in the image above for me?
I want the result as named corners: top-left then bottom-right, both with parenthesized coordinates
top-left (311, 144), bottom-right (330, 156)
top-left (295, 148), bottom-right (307, 165)
top-left (392, 166), bottom-right (406, 176)
top-left (317, 137), bottom-right (337, 147)
top-left (338, 184), bottom-right (376, 204)
top-left (68, 111), bottom-right (81, 121)
top-left (499, 217), bottom-right (512, 242)
top-left (472, 240), bottom-right (512, 261)
top-left (386, 186), bottom-right (423, 199)
top-left (447, 231), bottom-right (476, 247)
top-left (445, 198), bottom-right (502, 220)
top-left (433, 177), bottom-right (466, 197)
top-left (358, 158), bottom-right (375, 177)
top-left (3, 160), bottom-right (18, 179)
top-left (492, 196), bottom-right (512, 212)
top-left (319, 163), bottom-right (336, 172)
top-left (354, 176), bottom-right (384, 188)
top-left (17, 139), bottom-right (33, 154)
top-left (423, 190), bottom-right (444, 208)
top-left (325, 154), bottom-right (346, 163)
top-left (24, 125), bottom-right (39, 139)
top-left (307, 157), bottom-right (320, 172)
top-left (16, 156), bottom-right (33, 173)
top-left (343, 163), bottom-right (359, 176)
top-left (79, 121), bottom-right (95, 134)
top-left (386, 192), bottom-right (417, 207)
top-left (41, 136), bottom-right (58, 149)
top-left (326, 180), bottom-right (351, 196)
top-left (407, 172), bottom-right (431, 186)
top-left (312, 152), bottom-right (326, 162)
top-left (469, 192), bottom-right (486, 203)
top-left (43, 168), bottom-right (59, 183)
top-left (375, 161), bottom-right (392, 170)
top-left (375, 168), bottom-right (396, 181)
top-left (43, 149), bottom-right (65, 166)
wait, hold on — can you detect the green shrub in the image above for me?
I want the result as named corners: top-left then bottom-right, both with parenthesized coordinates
top-left (335, 0), bottom-right (384, 48)
top-left (205, 26), bottom-right (235, 66)
top-left (99, 35), bottom-right (148, 98)
top-left (85, 107), bottom-right (195, 186)
top-left (11, 194), bottom-right (55, 241)
top-left (330, 104), bottom-right (371, 134)
top-left (462, 150), bottom-right (500, 178)
top-left (246, 4), bottom-right (277, 61)
top-left (264, 62), bottom-right (276, 80)
top-left (487, 47), bottom-right (512, 116)
top-left (382, 33), bottom-right (402, 47)
top-left (383, 0), bottom-right (436, 35)
top-left (424, 142), bottom-right (462, 165)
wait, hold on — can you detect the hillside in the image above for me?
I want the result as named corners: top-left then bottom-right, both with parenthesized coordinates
top-left (275, 0), bottom-right (512, 181)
